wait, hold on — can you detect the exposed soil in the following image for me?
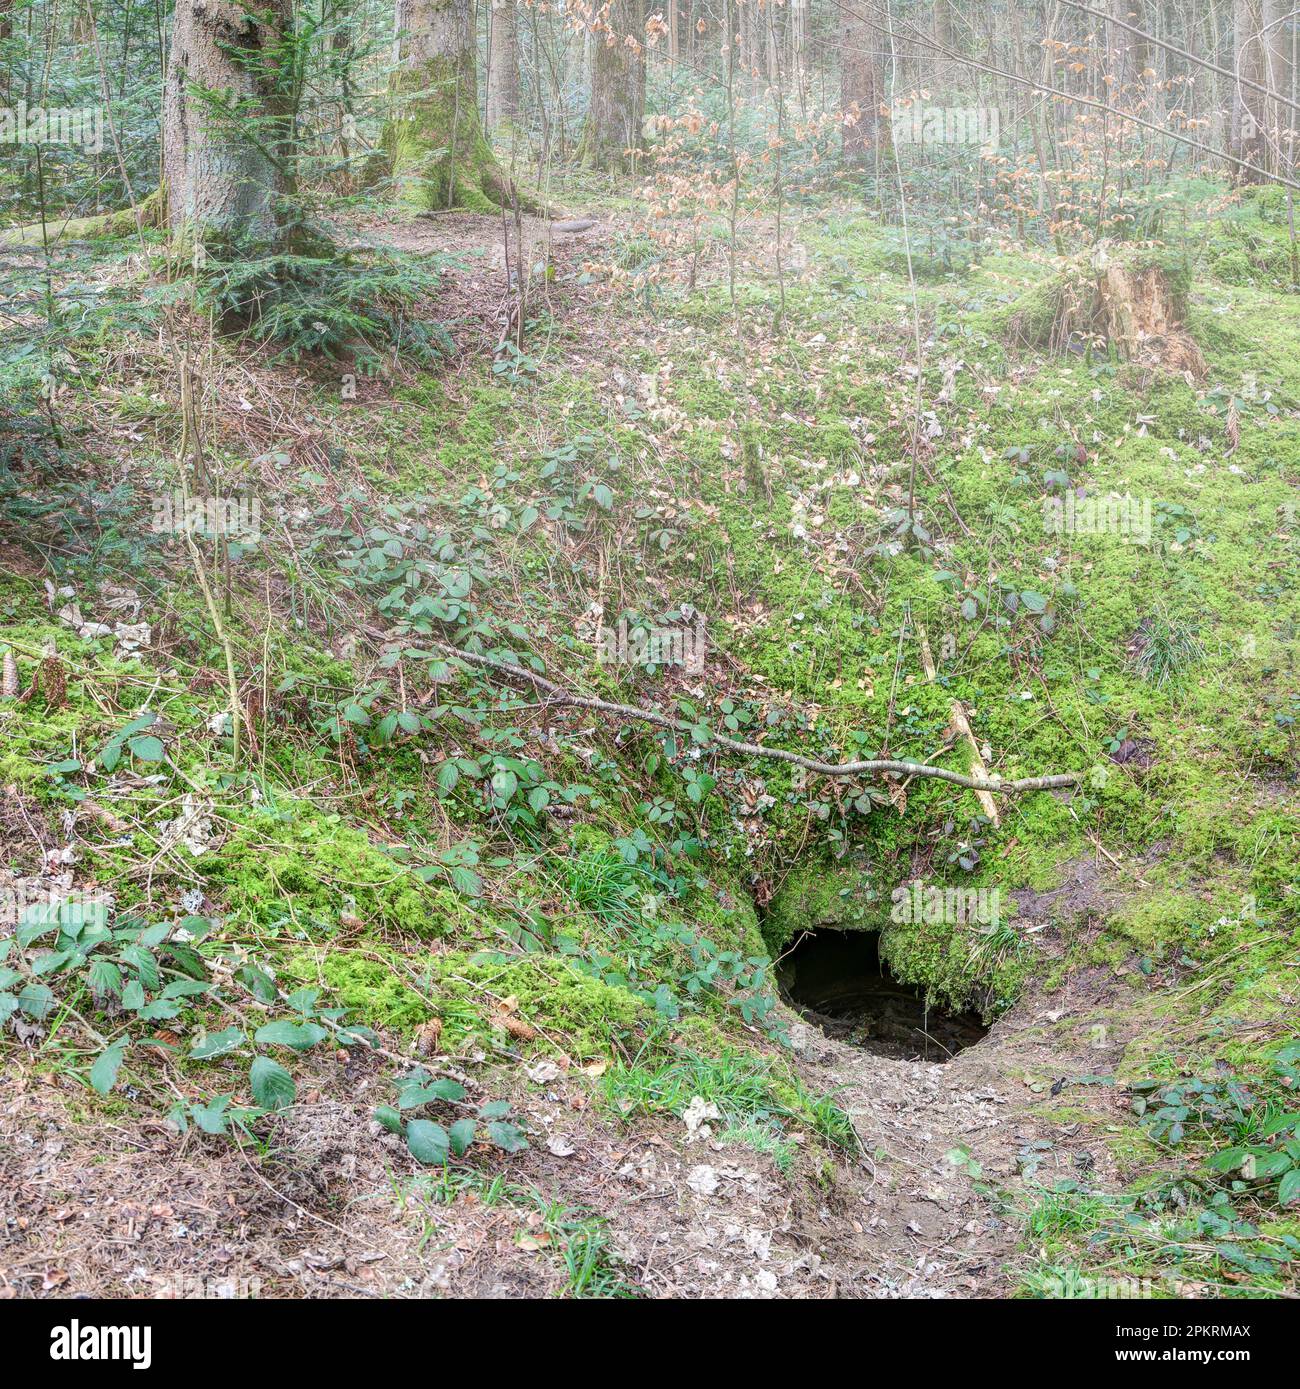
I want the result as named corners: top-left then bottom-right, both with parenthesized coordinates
top-left (0, 950), bottom-right (1144, 1299)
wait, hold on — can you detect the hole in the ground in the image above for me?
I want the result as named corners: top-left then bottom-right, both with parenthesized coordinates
top-left (778, 929), bottom-right (989, 1063)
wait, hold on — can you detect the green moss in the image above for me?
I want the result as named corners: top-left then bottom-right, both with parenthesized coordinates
top-left (203, 802), bottom-right (462, 936)
top-left (382, 58), bottom-right (534, 214)
top-left (762, 858), bottom-right (879, 955)
top-left (429, 951), bottom-right (652, 1056)
top-left (686, 867), bottom-right (766, 958)
top-left (294, 948), bottom-right (433, 1034)
top-left (289, 943), bottom-right (653, 1055)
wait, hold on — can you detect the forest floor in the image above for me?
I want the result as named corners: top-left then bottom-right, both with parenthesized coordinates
top-left (1, 180), bottom-right (1298, 1299)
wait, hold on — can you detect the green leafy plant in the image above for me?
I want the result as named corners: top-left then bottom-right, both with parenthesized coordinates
top-left (201, 230), bottom-right (454, 367)
top-left (375, 1067), bottom-right (529, 1165)
top-left (1129, 607), bottom-right (1205, 685)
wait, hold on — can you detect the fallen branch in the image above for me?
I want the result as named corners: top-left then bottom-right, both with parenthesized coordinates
top-left (916, 623), bottom-right (1001, 825)
top-left (433, 642), bottom-right (1080, 796)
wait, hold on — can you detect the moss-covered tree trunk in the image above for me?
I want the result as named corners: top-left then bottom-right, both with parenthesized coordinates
top-left (577, 0), bottom-right (645, 174)
top-left (387, 0), bottom-right (513, 212)
top-left (486, 0), bottom-right (521, 135)
top-left (163, 0), bottom-right (293, 240)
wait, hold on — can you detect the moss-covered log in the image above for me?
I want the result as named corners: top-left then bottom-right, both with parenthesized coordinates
top-left (0, 186), bottom-right (165, 247)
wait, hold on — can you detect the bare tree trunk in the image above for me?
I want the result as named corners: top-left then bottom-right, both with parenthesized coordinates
top-left (577, 0), bottom-right (645, 173)
top-left (387, 0), bottom-right (515, 210)
top-left (841, 5), bottom-right (889, 165)
top-left (932, 0), bottom-right (955, 95)
top-left (790, 0), bottom-right (808, 113)
top-left (737, 0), bottom-right (758, 94)
top-left (0, 0), bottom-right (12, 106)
top-left (1106, 0), bottom-right (1151, 89)
top-left (162, 0), bottom-right (293, 239)
top-left (486, 0), bottom-right (521, 133)
top-left (1262, 0), bottom-right (1293, 174)
top-left (765, 0), bottom-right (781, 86)
top-left (1231, 0), bottom-right (1266, 177)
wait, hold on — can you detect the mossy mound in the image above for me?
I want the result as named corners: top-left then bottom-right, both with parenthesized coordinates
top-left (1002, 242), bottom-right (1205, 377)
top-left (293, 946), bottom-right (652, 1057)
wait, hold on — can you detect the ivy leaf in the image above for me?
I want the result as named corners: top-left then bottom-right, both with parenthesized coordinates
top-left (137, 999), bottom-right (181, 1021)
top-left (449, 1118), bottom-right (477, 1157)
top-left (490, 769), bottom-right (518, 801)
top-left (193, 1097), bottom-right (232, 1134)
top-left (189, 1026), bottom-right (246, 1060)
top-left (250, 1056), bottom-right (296, 1111)
top-left (374, 1105), bottom-right (404, 1135)
top-left (128, 734), bottom-right (165, 762)
top-left (90, 1040), bottom-right (128, 1096)
top-left (375, 713), bottom-right (399, 744)
top-left (398, 1078), bottom-right (467, 1108)
top-left (487, 1120), bottom-right (529, 1153)
top-left (238, 964), bottom-right (278, 1003)
top-left (405, 1118), bottom-right (450, 1165)
top-left (1019, 590), bottom-right (1048, 613)
top-left (1278, 1168), bottom-right (1300, 1206)
top-left (17, 982), bottom-right (55, 1019)
top-left (254, 1020), bottom-right (329, 1051)
top-left (449, 865), bottom-right (482, 898)
top-left (436, 761), bottom-right (459, 796)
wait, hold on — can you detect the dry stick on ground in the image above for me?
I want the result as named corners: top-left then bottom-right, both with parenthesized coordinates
top-left (431, 642), bottom-right (1080, 795)
top-left (915, 623), bottom-right (1000, 825)
top-left (176, 356), bottom-right (243, 761)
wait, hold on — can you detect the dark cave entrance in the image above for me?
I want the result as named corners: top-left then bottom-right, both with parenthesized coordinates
top-left (777, 929), bottom-right (989, 1063)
